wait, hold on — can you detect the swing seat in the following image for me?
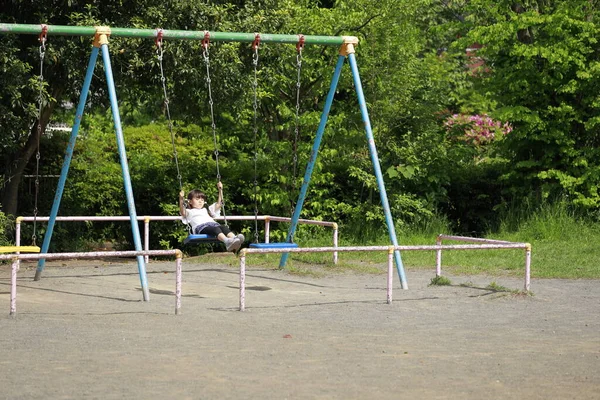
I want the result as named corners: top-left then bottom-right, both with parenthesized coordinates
top-left (183, 234), bottom-right (220, 245)
top-left (249, 242), bottom-right (298, 249)
top-left (0, 246), bottom-right (41, 253)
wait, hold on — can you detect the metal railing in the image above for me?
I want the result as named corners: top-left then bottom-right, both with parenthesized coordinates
top-left (15, 215), bottom-right (339, 263)
top-left (1, 249), bottom-right (183, 317)
top-left (237, 237), bottom-right (532, 311)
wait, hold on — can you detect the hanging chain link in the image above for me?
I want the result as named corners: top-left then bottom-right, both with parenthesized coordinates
top-left (290, 41), bottom-right (303, 220)
top-left (32, 27), bottom-right (48, 246)
top-left (252, 36), bottom-right (260, 243)
top-left (288, 36), bottom-right (304, 242)
top-left (202, 34), bottom-right (227, 225)
top-left (157, 35), bottom-right (184, 194)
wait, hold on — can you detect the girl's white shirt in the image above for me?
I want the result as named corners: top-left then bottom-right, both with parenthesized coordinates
top-left (182, 203), bottom-right (221, 232)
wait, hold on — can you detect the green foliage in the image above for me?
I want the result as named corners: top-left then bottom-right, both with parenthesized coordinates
top-left (3, 0), bottom-right (600, 252)
top-left (0, 35), bottom-right (37, 154)
top-left (448, 0), bottom-right (600, 210)
top-left (0, 209), bottom-right (13, 246)
top-left (58, 113), bottom-right (220, 249)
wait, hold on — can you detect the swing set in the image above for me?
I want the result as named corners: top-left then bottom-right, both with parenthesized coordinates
top-left (0, 23), bottom-right (409, 296)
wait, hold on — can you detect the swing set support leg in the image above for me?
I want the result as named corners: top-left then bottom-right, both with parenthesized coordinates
top-left (34, 31), bottom-right (150, 300)
top-left (347, 52), bottom-right (408, 290)
top-left (100, 36), bottom-right (149, 301)
top-left (35, 46), bottom-right (99, 281)
top-left (279, 42), bottom-right (408, 290)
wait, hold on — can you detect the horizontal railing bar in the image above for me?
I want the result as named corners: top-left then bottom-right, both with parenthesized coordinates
top-left (267, 216), bottom-right (336, 227)
top-left (438, 234), bottom-right (520, 245)
top-left (16, 215), bottom-right (330, 223)
top-left (16, 215), bottom-right (337, 227)
top-left (0, 249), bottom-right (181, 261)
top-left (241, 243), bottom-right (529, 254)
top-left (6, 249), bottom-right (184, 317)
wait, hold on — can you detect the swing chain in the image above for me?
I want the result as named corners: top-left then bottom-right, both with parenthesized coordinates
top-left (290, 35), bottom-right (304, 224)
top-left (202, 32), bottom-right (227, 225)
top-left (32, 25), bottom-right (48, 246)
top-left (156, 30), bottom-right (184, 193)
top-left (252, 33), bottom-right (260, 243)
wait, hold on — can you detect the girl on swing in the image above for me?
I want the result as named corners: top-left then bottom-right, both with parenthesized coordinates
top-left (179, 181), bottom-right (244, 252)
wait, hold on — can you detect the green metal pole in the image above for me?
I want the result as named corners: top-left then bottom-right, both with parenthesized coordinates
top-left (0, 23), bottom-right (346, 46)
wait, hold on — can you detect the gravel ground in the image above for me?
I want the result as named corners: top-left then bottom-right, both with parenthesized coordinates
top-left (0, 255), bottom-right (598, 399)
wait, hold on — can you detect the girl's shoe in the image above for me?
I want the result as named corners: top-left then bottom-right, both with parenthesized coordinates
top-left (225, 237), bottom-right (238, 252)
top-left (225, 237), bottom-right (242, 252)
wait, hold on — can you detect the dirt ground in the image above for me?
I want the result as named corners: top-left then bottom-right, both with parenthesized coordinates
top-left (0, 254), bottom-right (598, 400)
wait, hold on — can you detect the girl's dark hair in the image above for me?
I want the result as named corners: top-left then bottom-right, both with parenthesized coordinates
top-left (186, 189), bottom-right (207, 209)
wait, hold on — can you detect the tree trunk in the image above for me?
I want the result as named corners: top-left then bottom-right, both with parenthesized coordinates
top-left (1, 99), bottom-right (58, 216)
top-left (512, 3), bottom-right (535, 44)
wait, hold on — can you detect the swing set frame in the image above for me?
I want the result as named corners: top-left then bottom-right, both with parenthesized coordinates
top-left (0, 23), bottom-right (409, 296)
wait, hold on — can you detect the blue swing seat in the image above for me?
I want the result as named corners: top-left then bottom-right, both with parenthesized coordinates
top-left (249, 242), bottom-right (298, 249)
top-left (183, 234), bottom-right (220, 245)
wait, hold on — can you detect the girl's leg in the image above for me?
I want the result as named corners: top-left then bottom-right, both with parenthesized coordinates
top-left (218, 225), bottom-right (235, 238)
top-left (221, 226), bottom-right (243, 244)
top-left (218, 225), bottom-right (241, 251)
top-left (200, 225), bottom-right (227, 242)
top-left (201, 225), bottom-right (240, 251)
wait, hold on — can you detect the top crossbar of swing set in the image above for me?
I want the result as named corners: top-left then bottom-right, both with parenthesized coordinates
top-left (0, 23), bottom-right (356, 47)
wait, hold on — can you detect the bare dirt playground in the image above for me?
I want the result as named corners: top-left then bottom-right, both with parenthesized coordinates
top-left (1, 255), bottom-right (598, 399)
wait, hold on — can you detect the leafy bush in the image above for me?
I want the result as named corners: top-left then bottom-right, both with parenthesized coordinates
top-left (0, 209), bottom-right (13, 246)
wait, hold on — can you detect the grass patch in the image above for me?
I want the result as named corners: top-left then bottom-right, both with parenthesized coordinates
top-left (456, 280), bottom-right (533, 296)
top-left (485, 281), bottom-right (533, 296)
top-left (429, 275), bottom-right (452, 286)
top-left (485, 281), bottom-right (513, 292)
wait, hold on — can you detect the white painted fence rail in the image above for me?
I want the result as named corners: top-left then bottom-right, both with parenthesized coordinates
top-left (238, 238), bottom-right (532, 311)
top-left (0, 250), bottom-right (183, 317)
top-left (15, 215), bottom-right (339, 263)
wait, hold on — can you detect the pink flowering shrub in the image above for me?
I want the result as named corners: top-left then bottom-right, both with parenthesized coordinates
top-left (444, 113), bottom-right (512, 145)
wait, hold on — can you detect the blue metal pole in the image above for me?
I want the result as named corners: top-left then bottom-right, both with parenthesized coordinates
top-left (279, 55), bottom-right (346, 269)
top-left (347, 53), bottom-right (408, 289)
top-left (101, 43), bottom-right (150, 301)
top-left (34, 47), bottom-right (100, 281)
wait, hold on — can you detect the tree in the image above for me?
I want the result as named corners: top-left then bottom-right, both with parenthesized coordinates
top-left (0, 0), bottom-right (240, 216)
top-left (1, 0), bottom-right (475, 243)
top-left (448, 0), bottom-right (600, 210)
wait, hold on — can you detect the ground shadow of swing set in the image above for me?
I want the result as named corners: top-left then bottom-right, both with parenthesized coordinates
top-left (0, 23), bottom-right (409, 301)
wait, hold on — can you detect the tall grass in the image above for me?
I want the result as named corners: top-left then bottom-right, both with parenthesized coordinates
top-left (493, 201), bottom-right (600, 279)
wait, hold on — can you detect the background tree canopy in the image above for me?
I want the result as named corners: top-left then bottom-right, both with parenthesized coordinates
top-left (1, 0), bottom-right (599, 249)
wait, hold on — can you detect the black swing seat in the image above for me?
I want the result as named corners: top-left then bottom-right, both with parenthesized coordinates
top-left (183, 234), bottom-right (220, 245)
top-left (249, 242), bottom-right (299, 249)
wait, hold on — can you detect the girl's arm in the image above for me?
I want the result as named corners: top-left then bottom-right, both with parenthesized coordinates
top-left (179, 190), bottom-right (186, 218)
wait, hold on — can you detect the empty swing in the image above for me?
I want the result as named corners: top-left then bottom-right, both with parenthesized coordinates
top-left (248, 35), bottom-right (305, 250)
top-left (3, 28), bottom-right (48, 255)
